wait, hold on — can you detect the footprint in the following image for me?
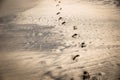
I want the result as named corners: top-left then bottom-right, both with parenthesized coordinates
top-left (80, 42), bottom-right (87, 48)
top-left (82, 71), bottom-right (90, 80)
top-left (58, 17), bottom-right (63, 20)
top-left (61, 21), bottom-right (66, 25)
top-left (72, 34), bottom-right (79, 38)
top-left (56, 12), bottom-right (60, 15)
top-left (73, 26), bottom-right (77, 30)
top-left (72, 55), bottom-right (80, 61)
top-left (59, 8), bottom-right (62, 10)
top-left (58, 1), bottom-right (61, 3)
top-left (70, 77), bottom-right (74, 80)
top-left (56, 4), bottom-right (59, 6)
top-left (91, 73), bottom-right (103, 80)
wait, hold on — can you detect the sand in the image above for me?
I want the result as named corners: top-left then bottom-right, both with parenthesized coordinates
top-left (0, 0), bottom-right (120, 80)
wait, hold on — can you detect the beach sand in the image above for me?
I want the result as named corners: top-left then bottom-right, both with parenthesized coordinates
top-left (0, 0), bottom-right (120, 80)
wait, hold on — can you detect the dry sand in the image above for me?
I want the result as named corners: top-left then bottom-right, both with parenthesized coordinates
top-left (0, 0), bottom-right (120, 80)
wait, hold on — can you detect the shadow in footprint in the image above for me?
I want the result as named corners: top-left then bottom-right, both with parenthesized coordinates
top-left (70, 77), bottom-right (74, 80)
top-left (56, 4), bottom-right (59, 6)
top-left (73, 26), bottom-right (77, 30)
top-left (58, 17), bottom-right (63, 20)
top-left (72, 55), bottom-right (80, 61)
top-left (115, 0), bottom-right (120, 6)
top-left (58, 1), bottom-right (61, 3)
top-left (72, 34), bottom-right (79, 38)
top-left (56, 12), bottom-right (60, 15)
top-left (59, 8), bottom-right (62, 10)
top-left (61, 21), bottom-right (66, 25)
top-left (80, 42), bottom-right (87, 48)
top-left (82, 71), bottom-right (90, 80)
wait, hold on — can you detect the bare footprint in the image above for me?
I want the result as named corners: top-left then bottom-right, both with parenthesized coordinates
top-left (61, 21), bottom-right (66, 25)
top-left (56, 4), bottom-right (59, 6)
top-left (56, 12), bottom-right (60, 15)
top-left (82, 71), bottom-right (90, 80)
top-left (73, 26), bottom-right (77, 30)
top-left (58, 1), bottom-right (61, 3)
top-left (72, 55), bottom-right (80, 61)
top-left (58, 17), bottom-right (63, 20)
top-left (70, 77), bottom-right (74, 80)
top-left (72, 34), bottom-right (79, 38)
top-left (59, 8), bottom-right (62, 10)
top-left (80, 42), bottom-right (87, 48)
